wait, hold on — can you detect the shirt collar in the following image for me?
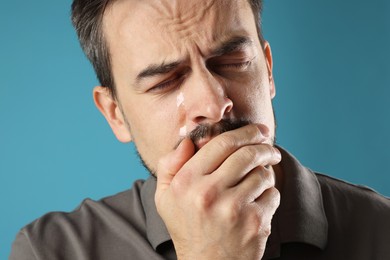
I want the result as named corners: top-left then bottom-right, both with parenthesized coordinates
top-left (140, 147), bottom-right (329, 254)
top-left (264, 147), bottom-right (328, 258)
top-left (140, 176), bottom-right (171, 250)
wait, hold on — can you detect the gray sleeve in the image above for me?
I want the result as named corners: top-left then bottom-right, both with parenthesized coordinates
top-left (9, 231), bottom-right (37, 260)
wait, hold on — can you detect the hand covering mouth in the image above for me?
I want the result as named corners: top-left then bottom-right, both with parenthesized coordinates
top-left (188, 119), bottom-right (251, 152)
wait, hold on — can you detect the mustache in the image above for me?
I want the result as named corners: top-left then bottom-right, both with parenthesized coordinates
top-left (175, 119), bottom-right (251, 150)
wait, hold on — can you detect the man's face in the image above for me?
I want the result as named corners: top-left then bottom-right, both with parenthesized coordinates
top-left (101, 0), bottom-right (276, 173)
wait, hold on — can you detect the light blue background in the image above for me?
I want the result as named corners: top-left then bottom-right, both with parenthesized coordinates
top-left (1, 0), bottom-right (389, 258)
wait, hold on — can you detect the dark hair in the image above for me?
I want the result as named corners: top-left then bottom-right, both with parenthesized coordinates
top-left (71, 0), bottom-right (264, 98)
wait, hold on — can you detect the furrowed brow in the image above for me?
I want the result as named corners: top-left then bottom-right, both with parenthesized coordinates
top-left (211, 36), bottom-right (253, 57)
top-left (136, 60), bottom-right (182, 82)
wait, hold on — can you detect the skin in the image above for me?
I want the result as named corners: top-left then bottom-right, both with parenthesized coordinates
top-left (94, 0), bottom-right (282, 258)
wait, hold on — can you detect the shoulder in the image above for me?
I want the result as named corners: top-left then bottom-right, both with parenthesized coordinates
top-left (315, 172), bottom-right (390, 231)
top-left (10, 179), bottom-right (148, 260)
top-left (313, 172), bottom-right (390, 257)
top-left (315, 172), bottom-right (390, 210)
top-left (26, 179), bottom-right (147, 235)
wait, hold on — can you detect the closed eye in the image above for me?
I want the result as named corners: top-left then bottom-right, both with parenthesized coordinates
top-left (209, 57), bottom-right (255, 76)
top-left (148, 74), bottom-right (186, 93)
top-left (216, 60), bottom-right (252, 69)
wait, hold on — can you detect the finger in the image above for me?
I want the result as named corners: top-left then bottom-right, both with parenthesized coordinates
top-left (253, 186), bottom-right (281, 220)
top-left (226, 166), bottom-right (276, 204)
top-left (156, 138), bottom-right (195, 193)
top-left (247, 186), bottom-right (280, 254)
top-left (244, 187), bottom-right (280, 245)
top-left (214, 144), bottom-right (281, 188)
top-left (181, 124), bottom-right (269, 176)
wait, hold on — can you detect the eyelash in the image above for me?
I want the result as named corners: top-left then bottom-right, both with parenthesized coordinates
top-left (150, 60), bottom-right (252, 92)
top-left (151, 75), bottom-right (185, 92)
top-left (216, 60), bottom-right (252, 69)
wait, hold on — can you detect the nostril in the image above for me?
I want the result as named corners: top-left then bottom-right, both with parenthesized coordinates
top-left (191, 97), bottom-right (233, 125)
top-left (193, 116), bottom-right (208, 124)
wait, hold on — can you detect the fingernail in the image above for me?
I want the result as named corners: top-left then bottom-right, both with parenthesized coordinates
top-left (257, 124), bottom-right (270, 137)
top-left (274, 147), bottom-right (281, 159)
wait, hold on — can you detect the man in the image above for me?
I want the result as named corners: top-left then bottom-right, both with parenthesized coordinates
top-left (10, 0), bottom-right (390, 259)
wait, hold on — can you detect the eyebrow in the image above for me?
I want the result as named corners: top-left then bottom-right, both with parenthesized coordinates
top-left (136, 60), bottom-right (182, 82)
top-left (210, 36), bottom-right (253, 57)
top-left (135, 36), bottom-right (253, 82)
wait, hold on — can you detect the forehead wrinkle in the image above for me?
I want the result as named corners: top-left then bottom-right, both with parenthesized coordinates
top-left (104, 0), bottom-right (257, 85)
top-left (147, 0), bottom-right (221, 42)
top-left (172, 0), bottom-right (216, 25)
top-left (149, 0), bottom-right (217, 21)
top-left (153, 1), bottom-right (250, 61)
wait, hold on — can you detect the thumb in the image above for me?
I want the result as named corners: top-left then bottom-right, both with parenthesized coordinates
top-left (156, 138), bottom-right (195, 193)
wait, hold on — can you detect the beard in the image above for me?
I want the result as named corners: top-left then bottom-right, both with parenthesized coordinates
top-left (134, 118), bottom-right (276, 177)
top-left (175, 118), bottom-right (253, 150)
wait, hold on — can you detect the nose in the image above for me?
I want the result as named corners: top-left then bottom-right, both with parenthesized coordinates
top-left (183, 68), bottom-right (233, 125)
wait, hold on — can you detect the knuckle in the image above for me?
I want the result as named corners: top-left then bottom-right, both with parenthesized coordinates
top-left (249, 169), bottom-right (262, 184)
top-left (194, 185), bottom-right (218, 210)
top-left (262, 187), bottom-right (280, 211)
top-left (268, 187), bottom-right (281, 208)
top-left (248, 209), bottom-right (272, 238)
top-left (244, 209), bottom-right (268, 238)
top-left (259, 143), bottom-right (274, 159)
top-left (248, 209), bottom-right (262, 228)
top-left (261, 168), bottom-right (275, 187)
top-left (240, 146), bottom-right (258, 163)
top-left (216, 134), bottom-right (237, 150)
top-left (259, 222), bottom-right (272, 237)
top-left (266, 144), bottom-right (281, 163)
top-left (221, 200), bottom-right (241, 223)
top-left (248, 188), bottom-right (280, 237)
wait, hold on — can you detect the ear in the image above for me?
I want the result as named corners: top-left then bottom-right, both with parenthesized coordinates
top-left (93, 86), bottom-right (132, 143)
top-left (263, 41), bottom-right (276, 99)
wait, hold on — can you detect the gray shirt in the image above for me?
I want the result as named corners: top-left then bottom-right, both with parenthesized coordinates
top-left (10, 148), bottom-right (390, 259)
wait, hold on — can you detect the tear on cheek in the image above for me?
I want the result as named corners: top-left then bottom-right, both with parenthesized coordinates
top-left (176, 92), bottom-right (184, 107)
top-left (179, 125), bottom-right (187, 136)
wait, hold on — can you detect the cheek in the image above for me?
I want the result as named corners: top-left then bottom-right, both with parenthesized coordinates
top-left (229, 67), bottom-right (272, 117)
top-left (125, 97), bottom-right (181, 164)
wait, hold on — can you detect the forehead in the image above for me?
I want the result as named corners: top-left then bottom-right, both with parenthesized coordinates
top-left (103, 0), bottom-right (257, 76)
